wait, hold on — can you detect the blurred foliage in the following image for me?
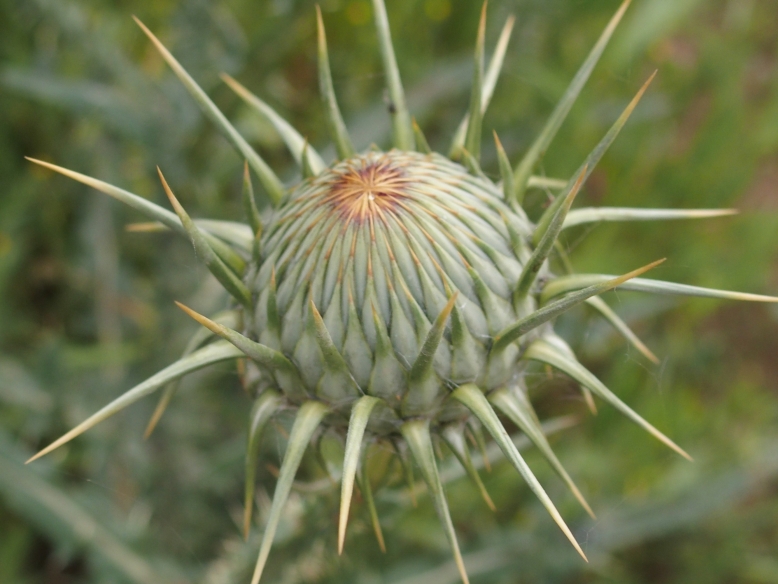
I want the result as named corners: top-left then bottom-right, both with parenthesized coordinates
top-left (1, 0), bottom-right (777, 582)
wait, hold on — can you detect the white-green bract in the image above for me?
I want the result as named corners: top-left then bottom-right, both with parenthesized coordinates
top-left (25, 1), bottom-right (778, 583)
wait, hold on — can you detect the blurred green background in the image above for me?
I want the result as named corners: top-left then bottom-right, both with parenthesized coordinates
top-left (1, 0), bottom-right (777, 582)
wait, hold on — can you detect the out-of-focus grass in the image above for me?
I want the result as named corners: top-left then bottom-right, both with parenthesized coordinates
top-left (1, 0), bottom-right (776, 582)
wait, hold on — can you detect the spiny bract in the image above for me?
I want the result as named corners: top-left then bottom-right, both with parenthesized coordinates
top-left (25, 1), bottom-right (778, 583)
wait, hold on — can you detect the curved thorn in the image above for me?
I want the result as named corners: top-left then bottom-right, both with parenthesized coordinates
top-left (370, 0), bottom-right (414, 150)
top-left (525, 339), bottom-right (692, 461)
top-left (316, 6), bottom-right (355, 159)
top-left (175, 303), bottom-right (300, 377)
top-left (533, 70), bottom-right (657, 243)
top-left (463, 1), bottom-right (487, 162)
top-left (493, 258), bottom-right (665, 352)
top-left (244, 391), bottom-right (282, 540)
top-left (451, 383), bottom-right (588, 561)
top-left (585, 296), bottom-right (660, 364)
top-left (158, 169), bottom-right (252, 308)
top-left (338, 395), bottom-right (381, 555)
top-left (26, 341), bottom-right (243, 463)
top-left (250, 401), bottom-right (329, 584)
top-left (564, 207), bottom-right (739, 230)
top-left (222, 74), bottom-right (326, 174)
top-left (512, 0), bottom-right (631, 204)
top-left (402, 419), bottom-right (470, 584)
top-left (490, 388), bottom-right (594, 518)
top-left (133, 17), bottom-right (285, 205)
top-left (515, 165), bottom-right (587, 300)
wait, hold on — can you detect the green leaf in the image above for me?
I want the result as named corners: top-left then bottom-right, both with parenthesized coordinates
top-left (26, 341), bottom-right (243, 463)
top-left (563, 207), bottom-right (738, 229)
top-left (339, 395), bottom-right (381, 554)
top-left (316, 7), bottom-right (355, 159)
top-left (133, 17), bottom-right (285, 205)
top-left (244, 391), bottom-right (282, 539)
top-left (524, 339), bottom-right (692, 460)
top-left (222, 74), bottom-right (326, 174)
top-left (401, 419), bottom-right (470, 584)
top-left (250, 401), bottom-right (329, 584)
top-left (451, 383), bottom-right (587, 561)
top-left (493, 258), bottom-right (664, 352)
top-left (371, 0), bottom-right (414, 150)
top-left (512, 0), bottom-right (631, 203)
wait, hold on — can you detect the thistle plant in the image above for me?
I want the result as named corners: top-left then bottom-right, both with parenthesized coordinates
top-left (23, 1), bottom-right (778, 583)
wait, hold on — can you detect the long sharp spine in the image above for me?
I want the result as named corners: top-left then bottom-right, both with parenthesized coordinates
top-left (339, 395), bottom-right (381, 554)
top-left (133, 17), bottom-right (285, 206)
top-left (244, 391), bottom-right (282, 539)
top-left (512, 0), bottom-right (631, 204)
top-left (250, 401), bottom-right (329, 584)
top-left (451, 383), bottom-right (588, 561)
top-left (158, 169), bottom-right (253, 309)
top-left (370, 0), bottom-right (414, 150)
top-left (463, 2), bottom-right (487, 163)
top-left (316, 6), bottom-right (356, 159)
top-left (402, 419), bottom-right (470, 584)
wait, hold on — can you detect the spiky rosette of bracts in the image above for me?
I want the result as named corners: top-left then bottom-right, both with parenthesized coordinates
top-left (25, 1), bottom-right (778, 583)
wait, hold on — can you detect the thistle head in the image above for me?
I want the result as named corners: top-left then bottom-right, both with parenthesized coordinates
top-left (23, 1), bottom-right (778, 584)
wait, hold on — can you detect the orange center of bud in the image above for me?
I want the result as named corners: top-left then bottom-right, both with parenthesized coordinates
top-left (326, 156), bottom-right (409, 222)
